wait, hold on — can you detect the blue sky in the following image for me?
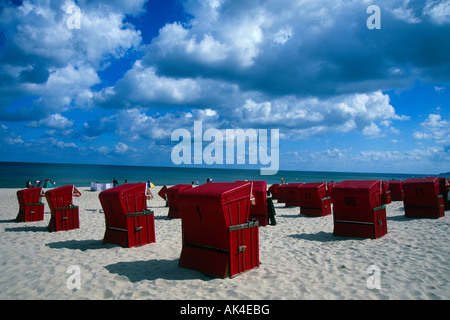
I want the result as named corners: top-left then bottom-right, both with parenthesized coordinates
top-left (0, 0), bottom-right (449, 174)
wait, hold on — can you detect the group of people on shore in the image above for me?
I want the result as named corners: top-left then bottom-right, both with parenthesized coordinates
top-left (25, 179), bottom-right (55, 188)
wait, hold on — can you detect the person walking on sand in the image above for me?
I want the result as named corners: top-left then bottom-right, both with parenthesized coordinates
top-left (113, 177), bottom-right (118, 187)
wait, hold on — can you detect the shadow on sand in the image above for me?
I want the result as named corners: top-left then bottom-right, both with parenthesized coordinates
top-left (46, 239), bottom-right (115, 251)
top-left (104, 259), bottom-right (212, 282)
top-left (288, 231), bottom-right (367, 242)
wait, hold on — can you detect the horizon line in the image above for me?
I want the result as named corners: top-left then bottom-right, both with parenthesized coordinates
top-left (0, 160), bottom-right (443, 177)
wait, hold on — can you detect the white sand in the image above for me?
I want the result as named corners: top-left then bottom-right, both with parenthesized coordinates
top-left (0, 186), bottom-right (448, 300)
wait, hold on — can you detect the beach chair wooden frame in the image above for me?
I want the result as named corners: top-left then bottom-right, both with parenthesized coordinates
top-left (99, 183), bottom-right (155, 248)
top-left (333, 204), bottom-right (387, 239)
top-left (179, 220), bottom-right (259, 279)
top-left (331, 180), bottom-right (388, 239)
top-left (16, 187), bottom-right (45, 222)
top-left (177, 182), bottom-right (260, 278)
top-left (103, 209), bottom-right (155, 248)
top-left (237, 181), bottom-right (268, 226)
top-left (403, 177), bottom-right (445, 219)
top-left (283, 183), bottom-right (304, 207)
top-left (46, 185), bottom-right (81, 232)
top-left (275, 184), bottom-right (288, 204)
top-left (166, 184), bottom-right (193, 219)
top-left (298, 182), bottom-right (332, 217)
top-left (388, 180), bottom-right (404, 201)
top-left (268, 184), bottom-right (280, 201)
top-left (381, 181), bottom-right (392, 205)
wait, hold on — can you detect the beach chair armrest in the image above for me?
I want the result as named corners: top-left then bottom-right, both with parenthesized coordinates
top-left (125, 209), bottom-right (154, 217)
top-left (229, 220), bottom-right (259, 231)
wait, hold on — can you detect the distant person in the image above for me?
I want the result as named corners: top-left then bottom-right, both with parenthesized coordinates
top-left (25, 181), bottom-right (33, 188)
top-left (113, 177), bottom-right (118, 187)
top-left (266, 191), bottom-right (277, 226)
top-left (445, 179), bottom-right (450, 208)
top-left (124, 179), bottom-right (128, 184)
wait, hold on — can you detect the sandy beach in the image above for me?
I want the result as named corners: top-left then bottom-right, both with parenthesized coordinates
top-left (0, 185), bottom-right (448, 300)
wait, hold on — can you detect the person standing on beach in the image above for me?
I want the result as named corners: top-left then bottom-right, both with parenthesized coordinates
top-left (266, 191), bottom-right (277, 226)
top-left (113, 177), bottom-right (118, 187)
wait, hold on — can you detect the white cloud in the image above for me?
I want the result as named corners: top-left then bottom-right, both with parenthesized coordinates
top-left (424, 0), bottom-right (450, 24)
top-left (97, 146), bottom-right (111, 155)
top-left (434, 86), bottom-right (445, 93)
top-left (114, 62), bottom-right (202, 105)
top-left (414, 113), bottom-right (450, 144)
top-left (1, 0), bottom-right (449, 173)
top-left (93, 88), bottom-right (409, 144)
top-left (90, 107), bottom-right (223, 144)
top-left (363, 123), bottom-right (382, 137)
top-left (273, 27), bottom-right (293, 45)
top-left (114, 142), bottom-right (134, 154)
top-left (227, 91), bottom-right (406, 140)
top-left (0, 0), bottom-right (144, 120)
top-left (48, 137), bottom-right (78, 149)
top-left (392, 5), bottom-right (422, 23)
top-left (5, 136), bottom-right (24, 145)
top-left (148, 15), bottom-right (263, 68)
top-left (27, 113), bottom-right (74, 130)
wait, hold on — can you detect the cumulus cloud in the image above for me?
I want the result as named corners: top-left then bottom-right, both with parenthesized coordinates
top-left (1, 0), bottom-right (449, 172)
top-left (82, 107), bottom-right (222, 144)
top-left (228, 91), bottom-right (407, 140)
top-left (89, 0), bottom-right (441, 145)
top-left (414, 113), bottom-right (450, 144)
top-left (27, 113), bottom-right (74, 130)
top-left (141, 0), bottom-right (450, 99)
top-left (424, 0), bottom-right (450, 24)
top-left (95, 62), bottom-right (203, 109)
top-left (114, 142), bottom-right (137, 154)
top-left (363, 123), bottom-right (382, 137)
top-left (0, 0), bottom-right (145, 121)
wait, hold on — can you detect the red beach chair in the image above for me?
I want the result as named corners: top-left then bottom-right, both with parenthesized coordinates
top-left (46, 185), bottom-right (82, 232)
top-left (275, 184), bottom-right (288, 204)
top-left (178, 182), bottom-right (259, 278)
top-left (158, 185), bottom-right (168, 200)
top-left (268, 184), bottom-right (280, 201)
top-left (237, 181), bottom-right (268, 226)
top-left (328, 182), bottom-right (335, 204)
top-left (403, 177), bottom-right (445, 218)
top-left (283, 183), bottom-right (304, 207)
top-left (331, 180), bottom-right (387, 239)
top-left (381, 181), bottom-right (392, 205)
top-left (99, 183), bottom-right (155, 248)
top-left (388, 180), bottom-right (403, 201)
top-left (16, 187), bottom-right (45, 222)
top-left (298, 182), bottom-right (331, 217)
top-left (166, 184), bottom-right (194, 218)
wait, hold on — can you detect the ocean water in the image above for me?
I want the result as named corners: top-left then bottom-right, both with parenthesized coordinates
top-left (0, 161), bottom-right (432, 189)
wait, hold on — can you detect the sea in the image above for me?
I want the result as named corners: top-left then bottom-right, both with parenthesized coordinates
top-left (0, 161), bottom-right (436, 189)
